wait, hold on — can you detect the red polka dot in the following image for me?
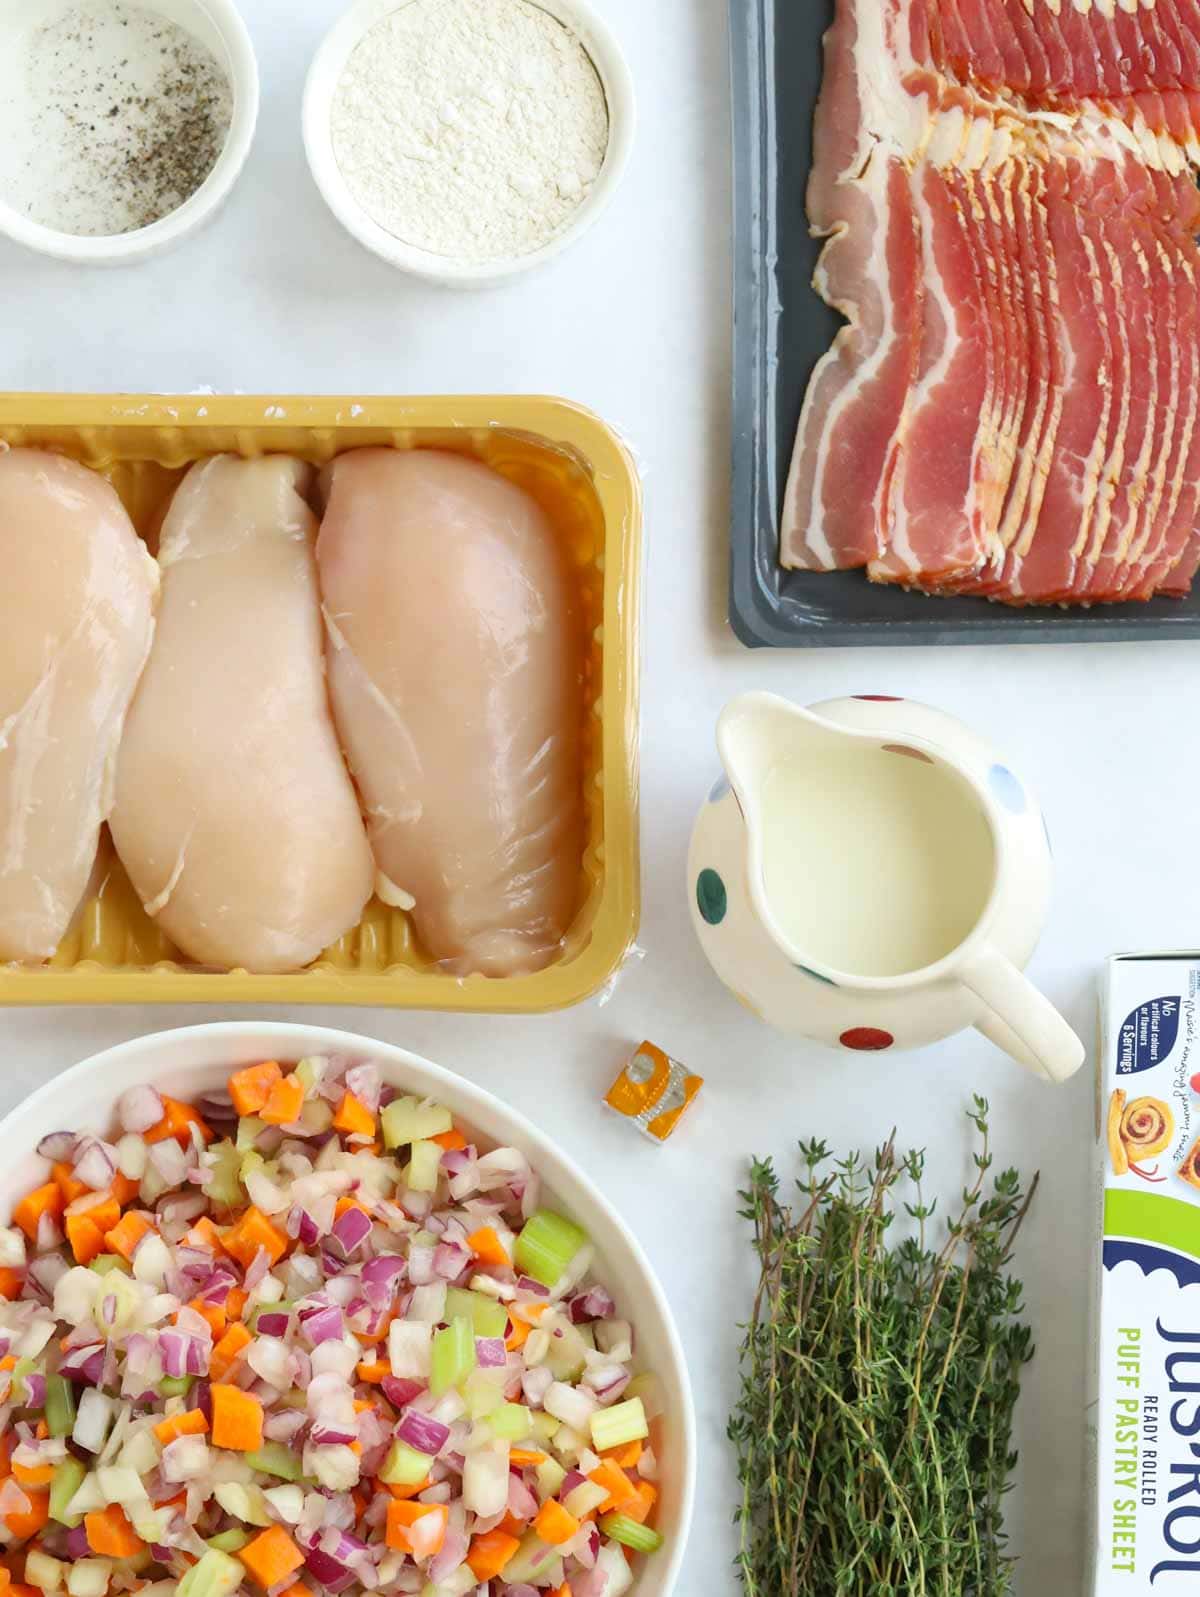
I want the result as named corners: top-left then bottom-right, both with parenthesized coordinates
top-left (840, 1027), bottom-right (894, 1051)
top-left (854, 694), bottom-right (903, 702)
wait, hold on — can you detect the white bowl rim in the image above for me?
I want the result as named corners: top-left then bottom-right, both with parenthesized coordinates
top-left (302, 0), bottom-right (637, 286)
top-left (0, 0), bottom-right (260, 265)
top-left (0, 1019), bottom-right (695, 1596)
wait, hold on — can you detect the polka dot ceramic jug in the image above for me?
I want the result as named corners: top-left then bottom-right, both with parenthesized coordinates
top-left (688, 691), bottom-right (1084, 1082)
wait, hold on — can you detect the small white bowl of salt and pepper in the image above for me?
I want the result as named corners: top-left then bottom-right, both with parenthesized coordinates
top-left (0, 0), bottom-right (258, 265)
top-left (303, 0), bottom-right (636, 287)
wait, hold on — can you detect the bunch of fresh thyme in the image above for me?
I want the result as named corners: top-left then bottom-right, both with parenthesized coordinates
top-left (729, 1098), bottom-right (1036, 1597)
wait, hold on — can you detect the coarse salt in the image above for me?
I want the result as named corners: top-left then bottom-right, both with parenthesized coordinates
top-left (330, 0), bottom-right (610, 264)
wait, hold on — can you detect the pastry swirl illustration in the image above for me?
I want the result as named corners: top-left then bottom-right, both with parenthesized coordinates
top-left (1178, 1135), bottom-right (1200, 1191)
top-left (1108, 1090), bottom-right (1175, 1176)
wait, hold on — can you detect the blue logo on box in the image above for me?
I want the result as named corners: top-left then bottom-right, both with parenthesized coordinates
top-left (1117, 996), bottom-right (1181, 1075)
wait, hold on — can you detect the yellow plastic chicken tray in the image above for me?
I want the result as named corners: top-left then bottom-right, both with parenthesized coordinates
top-left (0, 393), bottom-right (641, 1011)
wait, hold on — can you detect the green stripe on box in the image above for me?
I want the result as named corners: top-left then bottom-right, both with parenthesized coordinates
top-left (1105, 1189), bottom-right (1200, 1259)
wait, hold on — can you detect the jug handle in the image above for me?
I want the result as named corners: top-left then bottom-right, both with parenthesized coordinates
top-left (962, 947), bottom-right (1084, 1084)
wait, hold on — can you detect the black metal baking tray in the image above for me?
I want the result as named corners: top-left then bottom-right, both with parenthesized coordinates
top-left (728, 0), bottom-right (1200, 646)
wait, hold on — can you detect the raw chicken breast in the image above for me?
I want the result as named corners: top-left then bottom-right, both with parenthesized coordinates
top-left (0, 449), bottom-right (156, 963)
top-left (110, 455), bottom-right (374, 972)
top-left (317, 449), bottom-right (583, 977)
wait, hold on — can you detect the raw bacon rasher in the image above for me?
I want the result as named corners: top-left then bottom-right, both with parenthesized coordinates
top-left (782, 0), bottom-right (1200, 605)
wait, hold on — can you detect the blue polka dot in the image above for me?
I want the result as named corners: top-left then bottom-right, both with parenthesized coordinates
top-left (709, 773), bottom-right (731, 804)
top-left (989, 764), bottom-right (1027, 814)
top-left (696, 869), bottom-right (727, 926)
top-left (796, 964), bottom-right (837, 987)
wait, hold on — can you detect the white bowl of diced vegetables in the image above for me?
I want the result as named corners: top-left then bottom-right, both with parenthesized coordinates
top-left (0, 1022), bottom-right (694, 1597)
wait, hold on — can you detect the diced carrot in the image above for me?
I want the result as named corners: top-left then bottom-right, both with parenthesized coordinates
top-left (431, 1128), bottom-right (467, 1151)
top-left (385, 1499), bottom-right (448, 1555)
top-left (0, 1570), bottom-right (9, 1594)
top-left (356, 1360), bottom-right (390, 1384)
top-left (153, 1409), bottom-right (209, 1446)
top-left (110, 1171), bottom-right (141, 1207)
top-left (587, 1460), bottom-right (639, 1513)
top-left (10, 1586), bottom-right (41, 1597)
top-left (145, 1097), bottom-right (212, 1148)
top-left (85, 1504), bottom-right (143, 1558)
top-left (222, 1207), bottom-right (286, 1269)
top-left (228, 1061), bottom-right (283, 1117)
top-left (186, 1217), bottom-right (228, 1254)
top-left (259, 1076), bottom-right (304, 1127)
top-left (466, 1529), bottom-right (521, 1582)
top-left (277, 1586), bottom-right (312, 1597)
top-left (64, 1214), bottom-right (105, 1266)
top-left (509, 1448), bottom-right (547, 1468)
top-left (184, 1297), bottom-right (226, 1340)
top-left (334, 1197), bottom-right (371, 1223)
top-left (0, 1355), bottom-right (16, 1371)
top-left (12, 1183), bottom-right (63, 1242)
top-left (332, 1092), bottom-right (375, 1139)
top-left (621, 1480), bottom-right (659, 1525)
top-left (384, 1476), bottom-right (431, 1500)
top-left (505, 1319), bottom-right (530, 1352)
top-left (225, 1287), bottom-right (248, 1322)
top-left (0, 1270), bottom-right (22, 1302)
top-left (11, 1462), bottom-right (54, 1490)
top-left (51, 1162), bottom-right (87, 1205)
top-left (355, 1311), bottom-right (394, 1347)
top-left (512, 1300), bottom-right (550, 1324)
top-left (533, 1499), bottom-right (580, 1546)
top-left (601, 1440), bottom-right (643, 1468)
top-left (210, 1322), bottom-right (252, 1380)
top-left (467, 1226), bottom-right (510, 1267)
top-left (3, 1491), bottom-right (49, 1540)
top-left (237, 1525), bottom-right (304, 1590)
top-left (210, 1384), bottom-right (264, 1452)
top-left (104, 1212), bottom-right (153, 1262)
top-left (496, 1512), bottom-right (529, 1536)
top-left (66, 1192), bottom-right (120, 1234)
top-left (554, 1586), bottom-right (573, 1597)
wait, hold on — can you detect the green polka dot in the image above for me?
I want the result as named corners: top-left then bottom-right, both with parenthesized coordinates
top-left (696, 868), bottom-right (727, 925)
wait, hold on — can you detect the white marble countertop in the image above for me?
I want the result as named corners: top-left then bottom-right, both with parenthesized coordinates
top-left (0, 1), bottom-right (1188, 1591)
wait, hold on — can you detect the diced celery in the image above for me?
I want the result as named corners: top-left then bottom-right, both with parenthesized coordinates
top-left (536, 1457), bottom-right (567, 1500)
top-left (158, 1375), bottom-right (194, 1398)
top-left (11, 1355), bottom-right (35, 1402)
top-left (66, 1562), bottom-right (112, 1597)
top-left (623, 1371), bottom-right (663, 1419)
top-left (245, 1442), bottom-right (303, 1482)
top-left (49, 1457), bottom-right (87, 1525)
top-left (25, 1549), bottom-right (66, 1590)
top-left (430, 1315), bottom-right (476, 1396)
top-left (207, 1138), bottom-right (245, 1205)
top-left (235, 1118), bottom-right (264, 1154)
top-left (531, 1410), bottom-right (560, 1443)
top-left (207, 1528), bottom-right (250, 1553)
top-left (462, 1368), bottom-right (506, 1419)
top-left (513, 1209), bottom-right (588, 1288)
top-left (46, 1374), bottom-right (77, 1438)
top-left (176, 1549), bottom-right (245, 1597)
top-left (564, 1479), bottom-right (610, 1518)
top-left (89, 1254), bottom-right (130, 1277)
top-left (293, 1056), bottom-right (324, 1093)
top-left (213, 1481), bottom-right (272, 1527)
top-left (239, 1149), bottom-right (265, 1181)
top-left (601, 1513), bottom-right (664, 1553)
top-left (589, 1396), bottom-right (649, 1452)
top-left (380, 1095), bottom-right (452, 1149)
top-left (299, 1097), bottom-right (333, 1135)
top-left (444, 1287), bottom-right (508, 1339)
top-left (406, 1138), bottom-right (443, 1192)
top-left (489, 1402), bottom-right (532, 1441)
top-left (502, 1531), bottom-right (563, 1585)
top-left (379, 1439), bottom-right (432, 1487)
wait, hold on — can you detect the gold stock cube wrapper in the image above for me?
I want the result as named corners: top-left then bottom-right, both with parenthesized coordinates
top-left (605, 1041), bottom-right (703, 1142)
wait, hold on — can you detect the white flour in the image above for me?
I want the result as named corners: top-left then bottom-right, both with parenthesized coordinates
top-left (330, 0), bottom-right (610, 263)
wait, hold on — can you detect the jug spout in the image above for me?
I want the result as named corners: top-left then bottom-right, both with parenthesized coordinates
top-left (716, 691), bottom-right (846, 809)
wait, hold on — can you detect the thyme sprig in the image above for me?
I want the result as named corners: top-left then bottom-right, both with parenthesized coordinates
top-left (729, 1098), bottom-right (1036, 1597)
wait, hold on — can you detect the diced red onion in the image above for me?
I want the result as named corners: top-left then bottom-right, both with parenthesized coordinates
top-left (264, 1408), bottom-right (307, 1444)
top-left (521, 1366), bottom-right (553, 1406)
top-left (195, 1090), bottom-right (236, 1123)
top-left (147, 1138), bottom-right (188, 1187)
top-left (585, 1367), bottom-right (632, 1405)
top-left (331, 1206), bottom-right (372, 1258)
top-left (571, 1567), bottom-right (609, 1597)
top-left (118, 1085), bottom-right (165, 1134)
top-left (507, 1472), bottom-right (539, 1521)
top-left (380, 1376), bottom-right (424, 1410)
top-left (475, 1337), bottom-right (506, 1369)
top-left (440, 1148), bottom-right (474, 1176)
top-left (36, 1131), bottom-right (77, 1162)
top-left (569, 1285), bottom-right (615, 1323)
top-left (18, 1373), bottom-right (45, 1410)
top-left (289, 1206), bottom-right (321, 1247)
top-left (516, 1276), bottom-right (550, 1298)
top-left (505, 1586), bottom-right (539, 1597)
top-left (433, 1242), bottom-right (471, 1281)
top-left (244, 1245), bottom-right (273, 1292)
top-left (27, 1254), bottom-right (70, 1295)
top-left (256, 1312), bottom-right (290, 1337)
top-left (64, 1524), bottom-right (91, 1559)
top-left (561, 1468), bottom-right (586, 1495)
top-left (395, 1408), bottom-right (450, 1456)
top-left (73, 1137), bottom-right (118, 1191)
top-left (304, 1547), bottom-right (358, 1593)
top-left (157, 1194), bottom-right (209, 1229)
top-left (36, 1213), bottom-right (63, 1253)
top-left (427, 1527), bottom-right (468, 1584)
top-left (406, 1245), bottom-right (436, 1286)
top-left (344, 1063), bottom-right (381, 1112)
top-left (60, 1345), bottom-right (105, 1385)
top-left (300, 1304), bottom-right (344, 1346)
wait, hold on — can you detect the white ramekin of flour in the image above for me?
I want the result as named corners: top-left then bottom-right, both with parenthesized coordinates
top-left (303, 0), bottom-right (635, 287)
top-left (0, 0), bottom-right (259, 265)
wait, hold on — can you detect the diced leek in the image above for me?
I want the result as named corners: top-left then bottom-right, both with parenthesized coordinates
top-left (25, 1550), bottom-right (66, 1591)
top-left (589, 1396), bottom-right (649, 1452)
top-left (406, 1139), bottom-right (443, 1192)
top-left (430, 1315), bottom-right (476, 1396)
top-left (601, 1513), bottom-right (664, 1553)
top-left (536, 1457), bottom-right (567, 1500)
top-left (379, 1439), bottom-right (432, 1487)
top-left (444, 1287), bottom-right (508, 1339)
top-left (381, 1095), bottom-right (452, 1149)
top-left (158, 1375), bottom-right (194, 1398)
top-left (175, 1549), bottom-right (245, 1597)
top-left (49, 1457), bottom-right (87, 1525)
top-left (245, 1442), bottom-right (303, 1482)
top-left (489, 1402), bottom-right (532, 1441)
top-left (514, 1209), bottom-right (588, 1288)
top-left (46, 1374), bottom-right (77, 1438)
top-left (88, 1254), bottom-right (130, 1276)
top-left (206, 1528), bottom-right (251, 1553)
